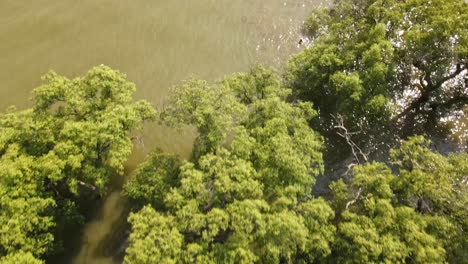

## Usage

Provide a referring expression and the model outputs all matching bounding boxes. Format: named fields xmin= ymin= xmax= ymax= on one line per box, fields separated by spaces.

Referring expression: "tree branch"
xmin=77 ymin=180 xmax=98 ymax=192
xmin=346 ymin=187 xmax=362 ymax=210
xmin=332 ymin=114 xmax=368 ymax=164
xmin=434 ymin=64 xmax=466 ymax=89
xmin=394 ymin=64 xmax=466 ymax=123
xmin=430 ymin=96 xmax=468 ymax=111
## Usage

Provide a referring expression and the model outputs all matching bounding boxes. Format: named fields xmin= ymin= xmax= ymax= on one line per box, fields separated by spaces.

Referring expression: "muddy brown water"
xmin=0 ymin=0 xmax=327 ymax=263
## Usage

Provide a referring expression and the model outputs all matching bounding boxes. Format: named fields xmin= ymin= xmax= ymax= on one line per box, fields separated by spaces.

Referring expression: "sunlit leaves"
xmin=125 ymin=67 xmax=333 ymax=263
xmin=288 ymin=0 xmax=467 ymax=159
xmin=0 ymin=252 xmax=43 ymax=264
xmin=0 ymin=65 xmax=155 ymax=260
xmin=331 ymin=137 xmax=467 ymax=263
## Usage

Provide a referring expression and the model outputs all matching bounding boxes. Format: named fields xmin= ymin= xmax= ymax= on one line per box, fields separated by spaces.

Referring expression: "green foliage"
xmin=288 ymin=0 xmax=468 ymax=157
xmin=287 ymin=1 xmax=395 ymax=155
xmin=125 ymin=206 xmax=183 ymax=264
xmin=332 ymin=163 xmax=447 ymax=263
xmin=390 ymin=136 xmax=468 ymax=262
xmin=30 ymin=65 xmax=156 ymax=192
xmin=330 ymin=136 xmax=467 ymax=263
xmin=0 ymin=252 xmax=43 ymax=264
xmin=0 ymin=66 xmax=155 ymax=260
xmin=125 ymin=149 xmax=181 ymax=210
xmin=2 ymin=1 xmax=466 ymax=262
xmin=125 ymin=62 xmax=466 ymax=263
xmin=125 ymin=67 xmax=335 ymax=263
xmin=292 ymin=1 xmax=468 ymax=260
xmin=0 ymin=145 xmax=55 ymax=257
xmin=160 ymin=78 xmax=246 ymax=161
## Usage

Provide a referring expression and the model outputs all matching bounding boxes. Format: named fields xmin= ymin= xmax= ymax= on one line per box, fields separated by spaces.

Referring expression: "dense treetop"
xmin=1 ymin=0 xmax=467 ymax=263
xmin=330 ymin=136 xmax=467 ymax=263
xmin=124 ymin=68 xmax=467 ymax=263
xmin=288 ymin=0 xmax=467 ymax=158
xmin=0 ymin=66 xmax=155 ymax=263
xmin=124 ymin=67 xmax=335 ymax=263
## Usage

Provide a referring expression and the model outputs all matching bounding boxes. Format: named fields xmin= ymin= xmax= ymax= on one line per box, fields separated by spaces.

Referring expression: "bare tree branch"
xmin=332 ymin=114 xmax=369 ymax=164
xmin=346 ymin=187 xmax=362 ymax=210
xmin=77 ymin=180 xmax=98 ymax=192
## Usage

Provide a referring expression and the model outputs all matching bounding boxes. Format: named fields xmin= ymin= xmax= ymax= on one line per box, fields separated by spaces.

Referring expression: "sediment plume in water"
xmin=72 ymin=192 xmax=126 ymax=264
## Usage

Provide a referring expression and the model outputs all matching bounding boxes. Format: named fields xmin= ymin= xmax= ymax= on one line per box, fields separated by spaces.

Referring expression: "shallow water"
xmin=0 ymin=0 xmax=326 ymax=262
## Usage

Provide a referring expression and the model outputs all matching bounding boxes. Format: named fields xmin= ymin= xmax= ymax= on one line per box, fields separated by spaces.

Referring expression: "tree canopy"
xmin=124 ymin=67 xmax=335 ymax=263
xmin=122 ymin=3 xmax=468 ymax=260
xmin=1 ymin=0 xmax=467 ymax=263
xmin=0 ymin=66 xmax=155 ymax=261
xmin=124 ymin=66 xmax=467 ymax=263
xmin=287 ymin=0 xmax=467 ymax=159
xmin=330 ymin=136 xmax=467 ymax=263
